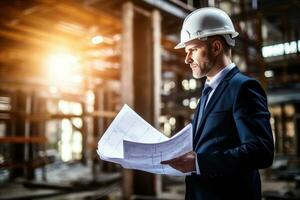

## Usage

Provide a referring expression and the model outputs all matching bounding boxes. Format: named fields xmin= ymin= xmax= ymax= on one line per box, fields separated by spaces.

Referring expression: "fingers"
xmin=161 ymin=152 xmax=193 ymax=164
xmin=161 ymin=157 xmax=178 ymax=164
xmin=160 ymin=160 xmax=169 ymax=164
xmin=160 ymin=152 xmax=196 ymax=173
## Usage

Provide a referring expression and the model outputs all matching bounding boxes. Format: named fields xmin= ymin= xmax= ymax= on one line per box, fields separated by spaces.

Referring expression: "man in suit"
xmin=161 ymin=7 xmax=274 ymax=200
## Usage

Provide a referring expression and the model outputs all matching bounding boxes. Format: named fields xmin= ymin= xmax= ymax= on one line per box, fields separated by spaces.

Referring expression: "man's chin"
xmin=192 ymin=73 xmax=205 ymax=79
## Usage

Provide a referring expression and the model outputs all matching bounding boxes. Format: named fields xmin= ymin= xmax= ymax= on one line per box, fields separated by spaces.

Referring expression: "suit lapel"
xmin=193 ymin=67 xmax=240 ymax=149
xmin=201 ymin=81 xmax=228 ymax=124
xmin=193 ymin=81 xmax=228 ymax=146
xmin=192 ymin=100 xmax=201 ymax=140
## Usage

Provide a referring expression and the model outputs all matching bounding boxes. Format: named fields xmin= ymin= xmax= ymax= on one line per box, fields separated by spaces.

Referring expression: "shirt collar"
xmin=205 ymin=63 xmax=236 ymax=90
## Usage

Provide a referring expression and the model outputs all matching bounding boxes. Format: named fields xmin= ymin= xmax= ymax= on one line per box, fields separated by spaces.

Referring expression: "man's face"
xmin=184 ymin=39 xmax=215 ymax=79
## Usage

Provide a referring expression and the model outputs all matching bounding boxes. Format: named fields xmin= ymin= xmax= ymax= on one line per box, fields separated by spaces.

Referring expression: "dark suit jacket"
xmin=186 ymin=67 xmax=274 ymax=200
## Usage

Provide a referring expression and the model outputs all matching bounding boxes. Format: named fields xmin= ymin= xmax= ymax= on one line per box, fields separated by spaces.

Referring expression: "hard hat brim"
xmin=174 ymin=32 xmax=239 ymax=49
xmin=174 ymin=42 xmax=185 ymax=49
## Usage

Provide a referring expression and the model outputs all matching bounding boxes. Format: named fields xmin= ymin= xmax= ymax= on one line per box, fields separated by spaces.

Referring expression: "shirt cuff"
xmin=195 ymin=155 xmax=201 ymax=174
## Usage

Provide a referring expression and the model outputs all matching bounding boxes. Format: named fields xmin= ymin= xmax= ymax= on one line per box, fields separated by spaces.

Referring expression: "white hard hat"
xmin=175 ymin=7 xmax=239 ymax=49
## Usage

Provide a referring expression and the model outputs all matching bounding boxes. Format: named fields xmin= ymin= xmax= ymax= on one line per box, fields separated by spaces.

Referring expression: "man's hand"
xmin=161 ymin=151 xmax=196 ymax=173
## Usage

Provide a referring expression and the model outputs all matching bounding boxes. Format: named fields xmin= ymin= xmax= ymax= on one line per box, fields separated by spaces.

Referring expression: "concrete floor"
xmin=1 ymin=165 xmax=299 ymax=200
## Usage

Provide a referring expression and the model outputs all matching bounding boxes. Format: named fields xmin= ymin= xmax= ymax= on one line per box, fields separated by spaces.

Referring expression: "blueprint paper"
xmin=123 ymin=124 xmax=192 ymax=175
xmin=97 ymin=104 xmax=193 ymax=176
xmin=97 ymin=104 xmax=168 ymax=159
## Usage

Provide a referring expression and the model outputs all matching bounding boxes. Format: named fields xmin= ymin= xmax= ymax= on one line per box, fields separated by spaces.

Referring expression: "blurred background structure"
xmin=0 ymin=0 xmax=300 ymax=199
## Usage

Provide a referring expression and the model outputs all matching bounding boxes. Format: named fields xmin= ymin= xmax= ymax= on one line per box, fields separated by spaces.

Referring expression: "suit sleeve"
xmin=196 ymin=79 xmax=274 ymax=176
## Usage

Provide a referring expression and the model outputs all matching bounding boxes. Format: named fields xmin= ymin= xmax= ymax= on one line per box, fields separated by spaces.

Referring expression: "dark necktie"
xmin=195 ymin=86 xmax=212 ymax=133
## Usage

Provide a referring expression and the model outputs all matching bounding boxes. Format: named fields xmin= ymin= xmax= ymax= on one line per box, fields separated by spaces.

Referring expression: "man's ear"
xmin=212 ymin=39 xmax=223 ymax=56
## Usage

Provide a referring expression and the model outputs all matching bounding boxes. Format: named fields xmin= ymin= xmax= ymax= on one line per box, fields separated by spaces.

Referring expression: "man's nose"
xmin=185 ymin=54 xmax=193 ymax=64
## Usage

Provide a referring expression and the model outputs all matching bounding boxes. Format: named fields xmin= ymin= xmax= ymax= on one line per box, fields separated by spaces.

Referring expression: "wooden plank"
xmin=161 ymin=107 xmax=194 ymax=118
xmin=153 ymin=9 xmax=162 ymax=129
xmin=54 ymin=1 xmax=121 ymax=31
xmin=121 ymin=2 xmax=161 ymax=198
xmin=81 ymin=102 xmax=88 ymax=164
xmin=121 ymin=2 xmax=134 ymax=107
xmin=88 ymin=110 xmax=117 ymax=118
xmin=10 ymin=91 xmax=27 ymax=179
xmin=0 ymin=136 xmax=47 ymax=143
xmin=161 ymin=36 xmax=185 ymax=56
xmin=121 ymin=2 xmax=134 ymax=199
xmin=2 ymin=158 xmax=50 ymax=169
xmin=152 ymin=9 xmax=162 ymax=196
xmin=255 ymin=13 xmax=266 ymax=89
xmin=0 ymin=110 xmax=117 ymax=122
xmin=131 ymin=4 xmax=156 ymax=197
